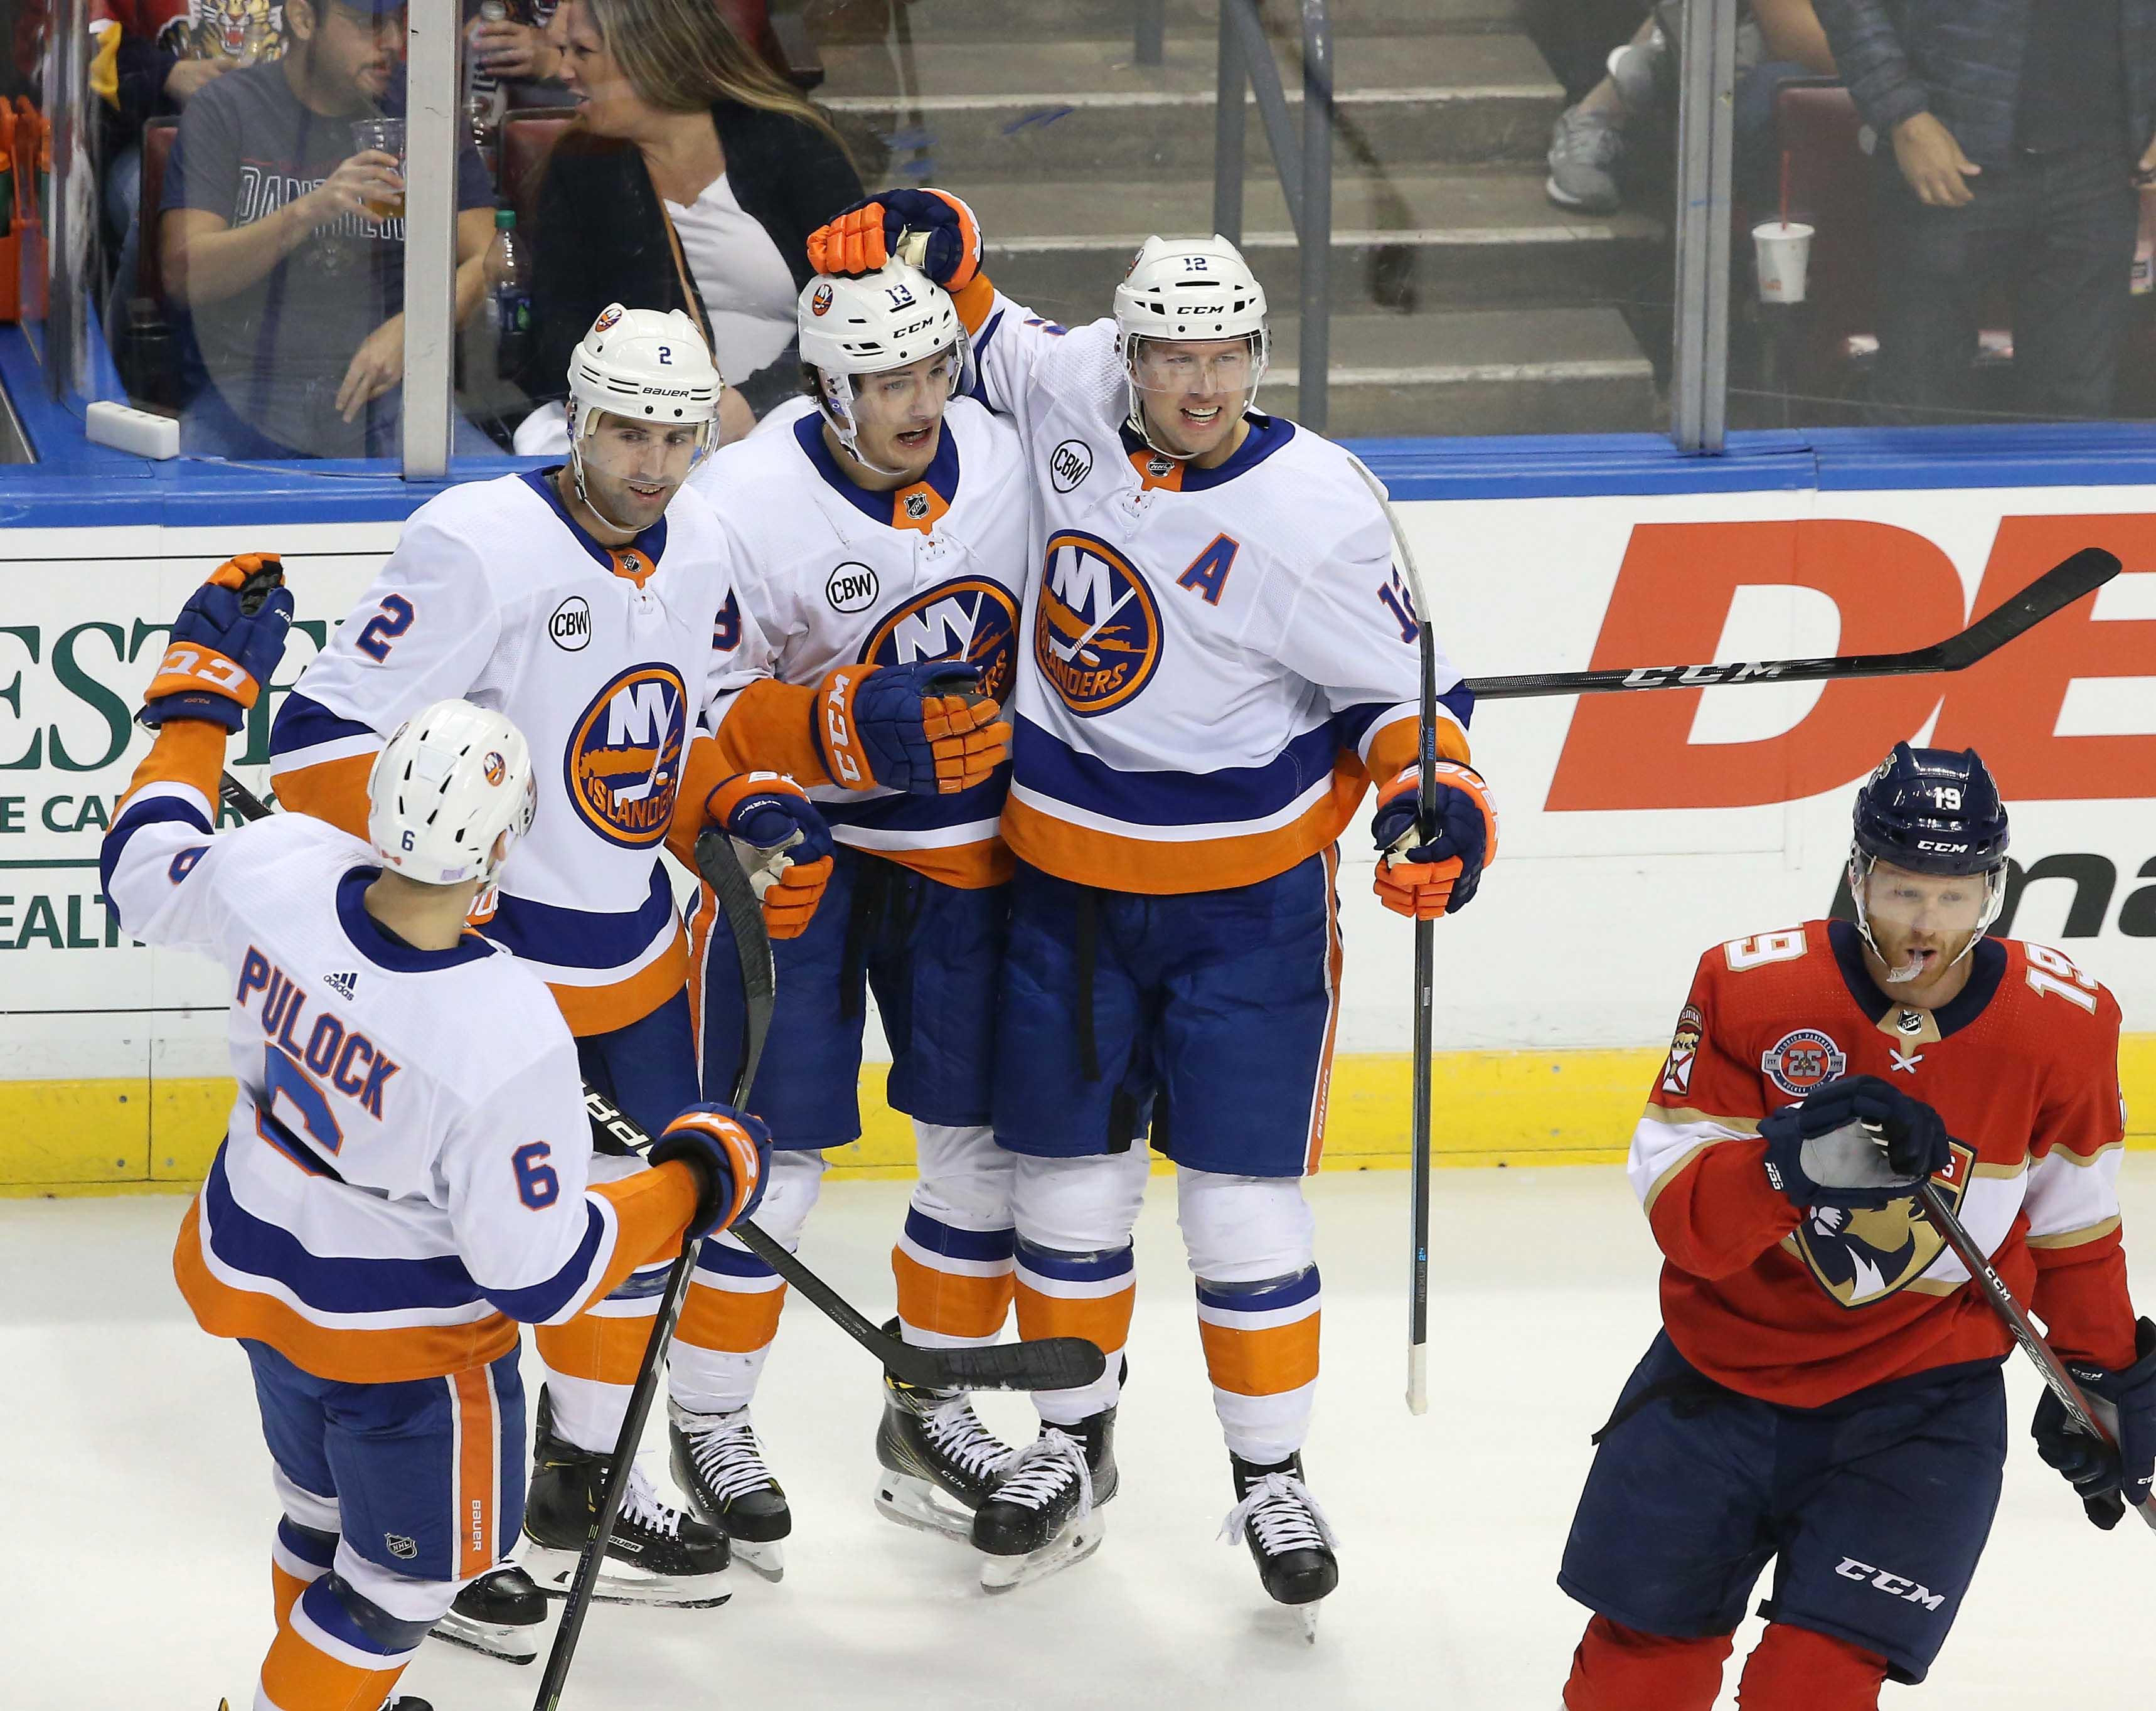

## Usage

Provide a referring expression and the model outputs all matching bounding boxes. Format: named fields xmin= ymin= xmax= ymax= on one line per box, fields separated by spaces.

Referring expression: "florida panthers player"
xmin=809 ymin=194 xmax=1498 ymax=1618
xmin=1559 ymin=745 xmax=2155 ymax=1709
xmin=267 ymin=307 xmax=859 ymax=1618
xmin=661 ymin=261 xmax=1024 ymax=1575
xmin=102 ymin=560 xmax=769 ymax=1711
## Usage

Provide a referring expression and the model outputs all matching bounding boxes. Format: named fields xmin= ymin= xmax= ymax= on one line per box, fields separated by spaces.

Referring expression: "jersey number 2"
xmin=355 ymin=594 xmax=417 ymax=662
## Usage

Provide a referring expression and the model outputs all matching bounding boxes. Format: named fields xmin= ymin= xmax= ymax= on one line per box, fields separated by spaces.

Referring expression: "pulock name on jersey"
xmin=237 ymin=947 xmax=399 ymax=1121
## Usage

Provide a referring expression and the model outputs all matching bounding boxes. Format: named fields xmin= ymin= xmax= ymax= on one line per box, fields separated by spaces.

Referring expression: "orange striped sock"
xmin=268 ymin=1518 xmax=336 ymax=1628
xmin=1195 ymin=1267 xmax=1321 ymax=1460
xmin=894 ymin=1208 xmax=1015 ymax=1346
xmin=1014 ymin=1239 xmax=1134 ymax=1418
xmin=255 ymin=1579 xmax=414 ymax=1711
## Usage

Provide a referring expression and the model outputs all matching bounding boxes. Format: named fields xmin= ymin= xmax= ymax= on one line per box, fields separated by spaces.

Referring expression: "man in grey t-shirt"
xmin=163 ymin=0 xmax=497 ymax=457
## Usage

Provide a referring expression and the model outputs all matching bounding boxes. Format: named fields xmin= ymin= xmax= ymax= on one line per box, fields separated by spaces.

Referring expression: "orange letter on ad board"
xmin=1545 ymin=521 xmax=1964 ymax=811
xmin=1932 ymin=514 xmax=2156 ymax=801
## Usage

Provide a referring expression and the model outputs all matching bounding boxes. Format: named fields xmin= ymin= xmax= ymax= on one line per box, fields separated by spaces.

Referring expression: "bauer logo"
xmin=1049 ymin=439 xmax=1094 ymax=493
xmin=549 ymin=594 xmax=592 ymax=652
xmin=1761 ymin=1027 xmax=1845 ymax=1097
xmin=563 ymin=663 xmax=686 ymax=848
xmin=826 ymin=562 xmax=880 ymax=613
xmin=861 ymin=573 xmax=1020 ymax=705
xmin=1035 ymin=531 xmax=1163 ymax=717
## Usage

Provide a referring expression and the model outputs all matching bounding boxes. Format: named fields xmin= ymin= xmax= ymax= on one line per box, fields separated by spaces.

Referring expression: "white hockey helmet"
xmin=566 ymin=303 xmax=722 ymax=444
xmin=1111 ymin=235 xmax=1270 ymax=457
xmin=366 ymin=700 xmax=536 ymax=887
xmin=798 ymin=262 xmax=968 ymax=473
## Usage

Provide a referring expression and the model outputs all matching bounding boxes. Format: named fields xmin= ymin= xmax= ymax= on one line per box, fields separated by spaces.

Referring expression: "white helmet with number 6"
xmin=798 ymin=262 xmax=968 ymax=474
xmin=367 ymin=700 xmax=536 ymax=887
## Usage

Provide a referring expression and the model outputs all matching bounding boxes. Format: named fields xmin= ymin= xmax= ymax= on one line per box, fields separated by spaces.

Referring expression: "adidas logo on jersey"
xmin=324 ymin=970 xmax=359 ymax=1001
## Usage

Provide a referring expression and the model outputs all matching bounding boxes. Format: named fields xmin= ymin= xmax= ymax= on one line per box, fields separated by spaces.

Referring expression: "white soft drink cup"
xmin=1753 ymin=221 xmax=1813 ymax=305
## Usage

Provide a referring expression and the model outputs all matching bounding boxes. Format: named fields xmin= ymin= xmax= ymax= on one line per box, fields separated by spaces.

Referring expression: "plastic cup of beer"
xmin=1753 ymin=221 xmax=1813 ymax=305
xmin=351 ymin=116 xmax=406 ymax=221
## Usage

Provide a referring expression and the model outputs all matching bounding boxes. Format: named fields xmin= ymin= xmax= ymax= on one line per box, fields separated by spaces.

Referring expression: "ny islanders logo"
xmin=1793 ymin=1140 xmax=1976 ymax=1308
xmin=563 ymin=664 xmax=686 ymax=847
xmin=860 ymin=574 xmax=1020 ymax=704
xmin=1034 ymin=531 xmax=1162 ymax=717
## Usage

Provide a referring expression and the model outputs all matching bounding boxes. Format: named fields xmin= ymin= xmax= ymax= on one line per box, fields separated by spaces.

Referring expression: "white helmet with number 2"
xmin=567 ymin=303 xmax=722 ymax=445
xmin=1111 ymin=235 xmax=1269 ymax=456
xmin=367 ymin=700 xmax=536 ymax=887
xmin=798 ymin=262 xmax=968 ymax=474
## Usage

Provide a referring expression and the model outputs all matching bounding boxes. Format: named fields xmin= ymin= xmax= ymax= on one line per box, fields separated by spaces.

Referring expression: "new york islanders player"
xmin=662 ymin=261 xmax=1025 ymax=1574
xmin=267 ymin=306 xmax=846 ymax=1611
xmin=103 ymin=560 xmax=769 ymax=1711
xmin=809 ymin=193 xmax=1499 ymax=1615
xmin=1559 ymin=745 xmax=2155 ymax=1710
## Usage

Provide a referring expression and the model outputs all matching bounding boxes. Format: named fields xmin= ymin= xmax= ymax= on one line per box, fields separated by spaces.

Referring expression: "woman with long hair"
xmin=521 ymin=0 xmax=860 ymax=443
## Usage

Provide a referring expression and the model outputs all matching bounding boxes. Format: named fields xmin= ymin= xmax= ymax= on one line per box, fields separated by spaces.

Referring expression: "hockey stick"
xmin=1914 ymin=1171 xmax=2156 ymax=1534
xmin=214 ymin=775 xmax=1106 ymax=1390
xmin=1345 ymin=454 xmax=1436 ymax=1417
xmin=1464 ymin=546 xmax=2118 ymax=700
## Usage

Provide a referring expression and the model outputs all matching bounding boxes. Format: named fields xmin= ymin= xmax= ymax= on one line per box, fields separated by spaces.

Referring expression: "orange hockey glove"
xmin=814 ymin=661 xmax=1010 ymax=796
xmin=704 ymin=772 xmax=835 ymax=940
xmin=1370 ymin=762 xmax=1498 ymax=920
xmin=807 ymin=188 xmax=983 ymax=289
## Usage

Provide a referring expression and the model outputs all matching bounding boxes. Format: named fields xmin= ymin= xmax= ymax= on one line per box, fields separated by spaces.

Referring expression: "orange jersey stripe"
xmin=1197 ymin=1312 xmax=1322 ymax=1397
xmin=858 ymin=836 xmax=1015 ymax=890
xmin=893 ymin=1248 xmax=1017 ymax=1342
xmin=269 ymin=750 xmax=374 ymax=841
xmin=675 ymin=1277 xmax=789 ymax=1354
xmin=547 ymin=926 xmax=690 ymax=1037
xmin=1365 ymin=713 xmax=1470 ymax=784
xmin=117 ymin=717 xmax=228 ymax=815
xmin=707 ymin=678 xmax=831 ymax=792
xmin=451 ymin=1366 xmax=495 ymax=1580
xmin=585 ymin=1164 xmax=697 ymax=1293
xmin=1013 ymin=1279 xmax=1135 ymax=1355
xmin=174 ymin=1198 xmax=518 ymax=1383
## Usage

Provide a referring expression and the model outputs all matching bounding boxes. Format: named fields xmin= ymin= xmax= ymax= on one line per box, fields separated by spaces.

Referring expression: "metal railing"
xmin=1670 ymin=0 xmax=1736 ymax=452
xmin=1205 ymin=0 xmax=1335 ymax=434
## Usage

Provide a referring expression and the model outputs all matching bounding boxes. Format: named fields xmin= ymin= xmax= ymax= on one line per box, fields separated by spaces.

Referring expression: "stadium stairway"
xmin=810 ymin=0 xmax=1666 ymax=437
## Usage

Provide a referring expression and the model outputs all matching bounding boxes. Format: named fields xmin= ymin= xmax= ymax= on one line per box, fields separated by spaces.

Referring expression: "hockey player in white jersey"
xmin=104 ymin=560 xmax=769 ymax=1711
xmin=267 ymin=306 xmax=872 ymax=1616
xmin=668 ymin=261 xmax=1026 ymax=1572
xmin=811 ymin=193 xmax=1500 ymax=1621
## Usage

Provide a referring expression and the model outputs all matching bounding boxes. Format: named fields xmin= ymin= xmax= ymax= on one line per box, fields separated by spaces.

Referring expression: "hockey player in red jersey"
xmin=1558 ymin=744 xmax=2156 ymax=1709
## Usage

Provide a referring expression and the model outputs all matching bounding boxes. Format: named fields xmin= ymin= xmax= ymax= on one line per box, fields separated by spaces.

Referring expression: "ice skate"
xmin=1221 ymin=1451 xmax=1339 ymax=1642
xmin=669 ymin=1400 xmax=791 ymax=1582
xmin=970 ymin=1406 xmax=1116 ymax=1592
xmin=429 ymin=1562 xmax=548 ymax=1663
xmin=874 ymin=1370 xmax=1019 ymax=1541
xmin=520 ymin=1387 xmax=732 ymax=1607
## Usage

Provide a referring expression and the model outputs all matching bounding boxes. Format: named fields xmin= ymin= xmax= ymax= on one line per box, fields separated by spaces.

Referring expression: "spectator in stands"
xmin=1547 ymin=1 xmax=1837 ymax=215
xmin=520 ymin=0 xmax=859 ymax=447
xmin=161 ymin=0 xmax=498 ymax=457
xmin=1817 ymin=0 xmax=2156 ymax=424
xmin=468 ymin=0 xmax=561 ymax=91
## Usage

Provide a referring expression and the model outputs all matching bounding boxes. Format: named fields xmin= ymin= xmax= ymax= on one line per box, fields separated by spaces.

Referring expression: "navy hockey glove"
xmin=1758 ymin=1075 xmax=1949 ymax=1210
xmin=814 ymin=660 xmax=1011 ymax=797
xmin=647 ymin=1104 xmax=772 ymax=1240
xmin=808 ymin=188 xmax=982 ymax=289
xmin=2032 ymin=1316 xmax=2156 ymax=1530
xmin=139 ymin=554 xmax=294 ymax=732
xmin=1370 ymin=762 xmax=1498 ymax=919
xmin=703 ymin=772 xmax=835 ymax=941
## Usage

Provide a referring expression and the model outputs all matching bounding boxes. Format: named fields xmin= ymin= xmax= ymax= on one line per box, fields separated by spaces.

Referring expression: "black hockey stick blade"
xmin=922 ymin=1335 xmax=1109 ymax=1392
xmin=692 ymin=828 xmax=776 ymax=1106
xmin=1467 ymin=547 xmax=2120 ymax=701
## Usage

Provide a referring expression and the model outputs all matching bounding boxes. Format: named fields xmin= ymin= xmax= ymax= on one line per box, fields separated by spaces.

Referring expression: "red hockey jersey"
xmin=1632 ymin=918 xmax=2133 ymax=1408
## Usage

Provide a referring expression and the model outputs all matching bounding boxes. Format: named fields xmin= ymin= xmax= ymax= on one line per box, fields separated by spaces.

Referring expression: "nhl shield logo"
xmin=1761 ymin=1028 xmax=1845 ymax=1097
xmin=1794 ymin=1141 xmax=1977 ymax=1309
xmin=904 ymin=491 xmax=931 ymax=521
xmin=385 ymin=1533 xmax=417 ymax=1560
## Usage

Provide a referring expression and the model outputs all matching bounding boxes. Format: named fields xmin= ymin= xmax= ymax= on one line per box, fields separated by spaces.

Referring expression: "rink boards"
xmin=2 ymin=486 xmax=2152 ymax=1194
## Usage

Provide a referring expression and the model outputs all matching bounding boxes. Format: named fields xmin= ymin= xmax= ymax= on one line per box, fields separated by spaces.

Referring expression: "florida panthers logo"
xmin=161 ymin=0 xmax=286 ymax=63
xmin=1793 ymin=1141 xmax=1976 ymax=1308
xmin=1034 ymin=531 xmax=1162 ymax=717
xmin=563 ymin=664 xmax=686 ymax=848
xmin=860 ymin=575 xmax=1020 ymax=705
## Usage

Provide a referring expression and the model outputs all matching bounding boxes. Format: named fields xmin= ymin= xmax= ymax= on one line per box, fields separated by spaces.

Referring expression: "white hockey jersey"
xmin=956 ymin=283 xmax=1474 ymax=894
xmin=688 ymin=395 xmax=1033 ymax=888
xmin=102 ymin=724 xmax=698 ymax=1383
xmin=270 ymin=470 xmax=769 ymax=1035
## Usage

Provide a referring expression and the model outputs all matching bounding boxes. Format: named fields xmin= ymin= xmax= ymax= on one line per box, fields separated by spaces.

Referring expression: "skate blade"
xmin=1298 ymin=1601 xmax=1323 ymax=1645
xmin=730 ymin=1537 xmax=785 ymax=1583
xmin=427 ymin=1609 xmax=540 ymax=1665
xmin=977 ymin=1511 xmax=1106 ymax=1594
xmin=519 ymin=1543 xmax=733 ymax=1609
xmin=875 ymin=1471 xmax=977 ymax=1543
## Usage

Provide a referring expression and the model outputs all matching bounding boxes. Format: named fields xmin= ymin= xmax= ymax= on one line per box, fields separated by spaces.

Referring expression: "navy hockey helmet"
xmin=1847 ymin=744 xmax=2010 ymax=974
xmin=1851 ymin=743 xmax=2009 ymax=877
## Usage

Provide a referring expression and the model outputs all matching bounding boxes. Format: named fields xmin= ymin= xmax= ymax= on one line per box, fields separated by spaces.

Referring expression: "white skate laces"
xmin=1219 ymin=1471 xmax=1339 ymax=1555
xmin=926 ymin=1395 xmax=1015 ymax=1483
xmin=619 ymin=1466 xmax=689 ymax=1540
xmin=995 ymin=1427 xmax=1094 ymax=1520
xmin=676 ymin=1407 xmax=777 ymax=1506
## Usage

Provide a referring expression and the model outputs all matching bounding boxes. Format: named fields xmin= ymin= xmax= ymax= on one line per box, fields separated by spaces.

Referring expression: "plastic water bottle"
xmin=488 ymin=208 xmax=532 ymax=380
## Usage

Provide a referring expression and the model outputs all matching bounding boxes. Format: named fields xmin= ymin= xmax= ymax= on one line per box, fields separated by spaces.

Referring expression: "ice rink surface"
xmin=9 ymin=1162 xmax=2154 ymax=1710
